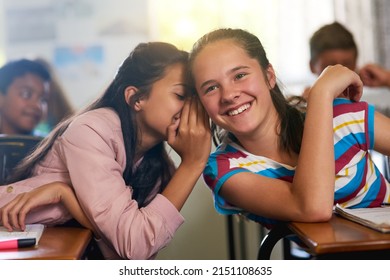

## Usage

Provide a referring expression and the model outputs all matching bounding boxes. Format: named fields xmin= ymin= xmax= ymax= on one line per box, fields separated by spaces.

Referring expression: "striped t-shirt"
xmin=203 ymin=99 xmax=390 ymax=226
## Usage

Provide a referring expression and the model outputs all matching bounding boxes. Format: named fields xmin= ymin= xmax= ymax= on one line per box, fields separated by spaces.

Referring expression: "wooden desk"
xmin=258 ymin=214 xmax=390 ymax=259
xmin=0 ymin=227 xmax=92 ymax=260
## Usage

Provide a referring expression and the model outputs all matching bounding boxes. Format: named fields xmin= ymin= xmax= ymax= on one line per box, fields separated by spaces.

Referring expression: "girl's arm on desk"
xmin=0 ymin=182 xmax=94 ymax=233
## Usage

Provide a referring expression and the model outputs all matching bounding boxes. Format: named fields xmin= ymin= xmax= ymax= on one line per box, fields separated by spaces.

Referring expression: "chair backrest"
xmin=0 ymin=134 xmax=43 ymax=185
xmin=383 ymin=155 xmax=390 ymax=182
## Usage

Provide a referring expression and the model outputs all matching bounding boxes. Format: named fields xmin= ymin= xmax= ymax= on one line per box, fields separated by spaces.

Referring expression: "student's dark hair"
xmin=9 ymin=42 xmax=189 ymax=207
xmin=189 ymin=28 xmax=304 ymax=154
xmin=0 ymin=58 xmax=51 ymax=94
xmin=309 ymin=21 xmax=358 ymax=64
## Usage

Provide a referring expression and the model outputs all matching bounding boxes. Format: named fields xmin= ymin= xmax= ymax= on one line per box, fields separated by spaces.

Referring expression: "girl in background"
xmin=0 ymin=59 xmax=50 ymax=135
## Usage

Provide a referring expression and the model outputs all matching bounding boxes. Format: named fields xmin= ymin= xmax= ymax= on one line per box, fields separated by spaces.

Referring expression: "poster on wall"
xmin=54 ymin=45 xmax=104 ymax=81
xmin=52 ymin=44 xmax=105 ymax=108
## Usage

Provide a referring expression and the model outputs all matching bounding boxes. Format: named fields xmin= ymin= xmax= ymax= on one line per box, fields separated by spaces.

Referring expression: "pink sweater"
xmin=0 ymin=108 xmax=184 ymax=259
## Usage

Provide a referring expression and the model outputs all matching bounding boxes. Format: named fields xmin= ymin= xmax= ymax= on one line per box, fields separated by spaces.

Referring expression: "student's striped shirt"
xmin=203 ymin=99 xmax=390 ymax=226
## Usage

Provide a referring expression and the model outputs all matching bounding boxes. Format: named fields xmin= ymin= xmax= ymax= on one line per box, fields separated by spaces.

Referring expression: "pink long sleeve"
xmin=59 ymin=108 xmax=184 ymax=259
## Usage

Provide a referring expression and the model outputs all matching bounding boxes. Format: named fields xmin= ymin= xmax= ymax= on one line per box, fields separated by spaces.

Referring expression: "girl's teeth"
xmin=228 ymin=103 xmax=250 ymax=116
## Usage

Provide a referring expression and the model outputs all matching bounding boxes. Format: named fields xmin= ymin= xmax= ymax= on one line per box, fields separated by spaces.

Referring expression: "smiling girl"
xmin=188 ymin=28 xmax=390 ymax=228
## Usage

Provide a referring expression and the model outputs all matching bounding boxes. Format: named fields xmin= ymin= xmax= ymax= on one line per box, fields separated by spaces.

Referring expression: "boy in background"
xmin=0 ymin=59 xmax=51 ymax=136
xmin=302 ymin=21 xmax=358 ymax=99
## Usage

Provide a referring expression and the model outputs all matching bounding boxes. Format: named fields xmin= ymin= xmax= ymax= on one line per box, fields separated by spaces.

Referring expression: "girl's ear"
xmin=124 ymin=86 xmax=142 ymax=111
xmin=266 ymin=64 xmax=277 ymax=89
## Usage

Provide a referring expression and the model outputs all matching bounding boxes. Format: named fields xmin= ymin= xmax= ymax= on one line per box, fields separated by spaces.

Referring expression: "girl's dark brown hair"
xmin=9 ymin=42 xmax=189 ymax=207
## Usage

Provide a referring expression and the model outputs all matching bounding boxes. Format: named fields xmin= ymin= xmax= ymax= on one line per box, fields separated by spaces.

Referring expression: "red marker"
xmin=0 ymin=238 xmax=36 ymax=250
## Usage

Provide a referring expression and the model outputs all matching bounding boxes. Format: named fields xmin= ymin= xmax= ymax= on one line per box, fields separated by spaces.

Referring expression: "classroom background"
xmin=0 ymin=0 xmax=389 ymax=260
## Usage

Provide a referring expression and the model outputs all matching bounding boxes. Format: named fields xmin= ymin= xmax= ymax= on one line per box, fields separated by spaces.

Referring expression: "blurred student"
xmin=309 ymin=22 xmax=357 ymax=74
xmin=0 ymin=59 xmax=50 ymax=135
xmin=302 ymin=21 xmax=358 ymax=99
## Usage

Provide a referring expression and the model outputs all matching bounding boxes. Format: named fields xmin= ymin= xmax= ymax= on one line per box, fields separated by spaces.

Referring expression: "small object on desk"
xmin=335 ymin=204 xmax=390 ymax=233
xmin=0 ymin=227 xmax=93 ymax=260
xmin=0 ymin=238 xmax=36 ymax=250
xmin=0 ymin=224 xmax=45 ymax=245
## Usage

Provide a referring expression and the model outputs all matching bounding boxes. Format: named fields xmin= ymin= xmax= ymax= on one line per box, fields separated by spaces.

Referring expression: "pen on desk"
xmin=381 ymin=202 xmax=390 ymax=207
xmin=0 ymin=238 xmax=36 ymax=250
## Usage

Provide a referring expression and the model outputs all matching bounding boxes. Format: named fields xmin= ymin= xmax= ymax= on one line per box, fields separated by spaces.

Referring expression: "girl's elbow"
xmin=313 ymin=209 xmax=333 ymax=222
xmin=297 ymin=203 xmax=333 ymax=222
xmin=306 ymin=206 xmax=333 ymax=222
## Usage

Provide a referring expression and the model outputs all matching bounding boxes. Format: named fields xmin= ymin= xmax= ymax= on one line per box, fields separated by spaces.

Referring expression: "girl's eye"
xmin=205 ymin=85 xmax=218 ymax=94
xmin=176 ymin=93 xmax=186 ymax=100
xmin=235 ymin=73 xmax=247 ymax=80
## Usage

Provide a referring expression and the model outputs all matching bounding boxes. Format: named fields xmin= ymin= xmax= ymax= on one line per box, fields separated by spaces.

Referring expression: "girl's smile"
xmin=226 ymin=102 xmax=252 ymax=116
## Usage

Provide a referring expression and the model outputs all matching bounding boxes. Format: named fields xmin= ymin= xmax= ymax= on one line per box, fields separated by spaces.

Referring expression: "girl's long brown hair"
xmin=9 ymin=42 xmax=189 ymax=207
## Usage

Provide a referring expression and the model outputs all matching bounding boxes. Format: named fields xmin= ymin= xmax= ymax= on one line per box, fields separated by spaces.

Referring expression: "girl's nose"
xmin=221 ymin=87 xmax=240 ymax=103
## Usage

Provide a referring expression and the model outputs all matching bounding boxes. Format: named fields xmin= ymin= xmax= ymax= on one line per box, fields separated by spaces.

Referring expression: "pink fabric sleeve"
xmin=0 ymin=179 xmax=72 ymax=226
xmin=59 ymin=111 xmax=184 ymax=259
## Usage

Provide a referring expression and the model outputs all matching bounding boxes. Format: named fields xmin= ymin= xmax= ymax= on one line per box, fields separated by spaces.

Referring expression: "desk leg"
xmin=257 ymin=223 xmax=294 ymax=260
xmin=226 ymin=215 xmax=236 ymax=260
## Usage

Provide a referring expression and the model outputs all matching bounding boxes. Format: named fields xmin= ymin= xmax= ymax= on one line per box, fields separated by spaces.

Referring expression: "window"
xmin=150 ymin=0 xmax=336 ymax=94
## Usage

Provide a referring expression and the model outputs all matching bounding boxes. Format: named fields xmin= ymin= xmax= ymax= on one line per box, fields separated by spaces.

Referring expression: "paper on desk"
xmin=0 ymin=224 xmax=45 ymax=245
xmin=335 ymin=204 xmax=390 ymax=233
